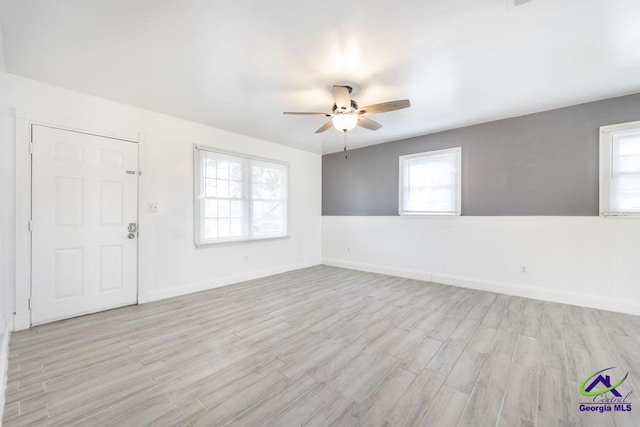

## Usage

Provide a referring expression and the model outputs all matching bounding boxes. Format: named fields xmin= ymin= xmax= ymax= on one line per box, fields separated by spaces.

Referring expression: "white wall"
xmin=3 ymin=71 xmax=322 ymax=330
xmin=323 ymin=216 xmax=640 ymax=315
xmin=0 ymin=26 xmax=13 ymax=421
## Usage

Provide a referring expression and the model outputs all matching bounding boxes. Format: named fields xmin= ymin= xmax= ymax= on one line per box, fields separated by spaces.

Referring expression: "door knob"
xmin=127 ymin=232 xmax=136 ymax=239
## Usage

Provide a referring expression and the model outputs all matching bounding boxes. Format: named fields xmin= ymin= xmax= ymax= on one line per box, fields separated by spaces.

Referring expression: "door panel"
xmin=99 ymin=180 xmax=124 ymax=225
xmin=98 ymin=245 xmax=124 ymax=291
xmin=53 ymin=248 xmax=84 ymax=298
xmin=31 ymin=126 xmax=139 ymax=325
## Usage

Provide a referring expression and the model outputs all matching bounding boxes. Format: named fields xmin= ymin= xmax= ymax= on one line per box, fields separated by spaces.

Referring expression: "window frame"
xmin=600 ymin=120 xmax=640 ymax=217
xmin=194 ymin=145 xmax=290 ymax=246
xmin=398 ymin=147 xmax=462 ymax=216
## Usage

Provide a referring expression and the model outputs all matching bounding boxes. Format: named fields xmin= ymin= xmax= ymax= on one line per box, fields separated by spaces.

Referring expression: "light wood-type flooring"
xmin=4 ymin=266 xmax=640 ymax=426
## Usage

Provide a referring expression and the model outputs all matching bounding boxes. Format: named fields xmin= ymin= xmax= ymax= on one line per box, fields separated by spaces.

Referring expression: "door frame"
xmin=14 ymin=111 xmax=142 ymax=330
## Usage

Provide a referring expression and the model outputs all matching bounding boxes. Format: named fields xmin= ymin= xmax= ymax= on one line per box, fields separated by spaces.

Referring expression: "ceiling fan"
xmin=283 ymin=85 xmax=410 ymax=134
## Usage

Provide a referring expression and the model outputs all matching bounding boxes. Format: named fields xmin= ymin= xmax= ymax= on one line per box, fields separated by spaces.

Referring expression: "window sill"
xmin=399 ymin=212 xmax=461 ymax=216
xmin=195 ymin=235 xmax=289 ymax=248
xmin=600 ymin=212 xmax=640 ymax=218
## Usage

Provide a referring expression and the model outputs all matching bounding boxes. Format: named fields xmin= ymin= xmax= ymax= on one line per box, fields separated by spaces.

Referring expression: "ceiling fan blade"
xmin=315 ymin=121 xmax=334 ymax=134
xmin=358 ymin=99 xmax=410 ymax=115
xmin=283 ymin=112 xmax=331 ymax=116
xmin=332 ymin=85 xmax=352 ymax=110
xmin=358 ymin=117 xmax=382 ymax=131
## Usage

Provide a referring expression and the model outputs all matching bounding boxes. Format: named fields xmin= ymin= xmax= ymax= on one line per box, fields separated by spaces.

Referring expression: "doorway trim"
xmin=14 ymin=110 xmax=142 ymax=330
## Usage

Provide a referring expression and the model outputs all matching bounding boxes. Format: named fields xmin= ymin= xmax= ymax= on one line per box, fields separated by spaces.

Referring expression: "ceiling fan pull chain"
xmin=343 ymin=131 xmax=348 ymax=159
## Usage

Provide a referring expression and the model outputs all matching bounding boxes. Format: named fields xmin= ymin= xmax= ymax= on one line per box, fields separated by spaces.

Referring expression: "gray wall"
xmin=322 ymin=93 xmax=640 ymax=216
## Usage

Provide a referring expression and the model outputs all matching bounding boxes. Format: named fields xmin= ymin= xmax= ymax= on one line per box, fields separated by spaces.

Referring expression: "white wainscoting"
xmin=322 ymin=216 xmax=640 ymax=315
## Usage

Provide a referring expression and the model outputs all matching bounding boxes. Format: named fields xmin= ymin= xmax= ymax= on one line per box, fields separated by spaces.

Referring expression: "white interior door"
xmin=31 ymin=125 xmax=139 ymax=325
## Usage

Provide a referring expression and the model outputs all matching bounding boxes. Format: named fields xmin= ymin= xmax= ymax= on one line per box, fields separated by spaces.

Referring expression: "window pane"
xmin=264 ymin=169 xmax=282 ymax=199
xmin=205 ymin=199 xmax=218 ymax=218
xmin=400 ymin=149 xmax=460 ymax=214
xmin=616 ymin=155 xmax=640 ymax=173
xmin=251 ymin=167 xmax=263 ymax=198
xmin=229 ymin=181 xmax=242 ymax=198
xmin=612 ymin=174 xmax=640 ymax=212
xmin=230 ymin=200 xmax=242 ymax=218
xmin=618 ymin=137 xmax=640 ymax=156
xmin=216 ymin=179 xmax=229 ymax=198
xmin=615 ymin=174 xmax=640 ymax=191
xmin=615 ymin=194 xmax=640 ymax=211
xmin=408 ymin=157 xmax=454 ymax=187
xmin=204 ymin=219 xmax=217 ymax=239
xmin=229 ymin=162 xmax=242 ymax=180
xmin=252 ymin=201 xmax=284 ymax=237
xmin=217 ymin=161 xmax=229 ymax=180
xmin=616 ymin=193 xmax=640 ymax=209
xmin=611 ymin=132 xmax=640 ymax=211
xmin=252 ymin=165 xmax=283 ymax=200
xmin=249 ymin=162 xmax=287 ymax=238
xmin=230 ymin=218 xmax=242 ymax=236
xmin=218 ymin=219 xmax=230 ymax=237
xmin=205 ymin=178 xmax=216 ymax=198
xmin=204 ymin=158 xmax=216 ymax=178
xmin=196 ymin=148 xmax=288 ymax=244
xmin=406 ymin=188 xmax=453 ymax=212
xmin=218 ymin=199 xmax=230 ymax=218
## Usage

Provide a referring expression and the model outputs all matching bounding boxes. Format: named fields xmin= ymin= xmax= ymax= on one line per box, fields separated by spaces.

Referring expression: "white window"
xmin=194 ymin=146 xmax=288 ymax=245
xmin=399 ymin=147 xmax=461 ymax=215
xmin=600 ymin=121 xmax=640 ymax=216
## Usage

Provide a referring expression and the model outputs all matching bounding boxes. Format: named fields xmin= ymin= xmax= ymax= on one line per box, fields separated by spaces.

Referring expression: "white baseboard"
xmin=322 ymin=258 xmax=640 ymax=316
xmin=0 ymin=317 xmax=11 ymax=424
xmin=140 ymin=261 xmax=321 ymax=303
xmin=13 ymin=312 xmax=30 ymax=332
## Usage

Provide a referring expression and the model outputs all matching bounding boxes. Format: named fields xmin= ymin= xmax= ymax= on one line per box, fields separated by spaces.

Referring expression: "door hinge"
xmin=28 ymin=220 xmax=33 ymax=232
xmin=29 ymin=141 xmax=34 ymax=154
xmin=28 ymin=298 xmax=32 ymax=310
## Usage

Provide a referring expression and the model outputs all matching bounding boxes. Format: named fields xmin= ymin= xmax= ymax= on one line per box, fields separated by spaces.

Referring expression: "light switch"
xmin=147 ymin=202 xmax=159 ymax=213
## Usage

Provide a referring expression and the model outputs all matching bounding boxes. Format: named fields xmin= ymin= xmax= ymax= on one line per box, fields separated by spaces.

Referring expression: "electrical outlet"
xmin=347 ymin=247 xmax=351 ymax=253
xmin=521 ymin=266 xmax=527 ymax=274
xmin=243 ymin=255 xmax=249 ymax=262
xmin=147 ymin=202 xmax=159 ymax=213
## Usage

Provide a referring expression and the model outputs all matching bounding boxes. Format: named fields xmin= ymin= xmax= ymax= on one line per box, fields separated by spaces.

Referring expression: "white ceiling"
xmin=1 ymin=0 xmax=639 ymax=154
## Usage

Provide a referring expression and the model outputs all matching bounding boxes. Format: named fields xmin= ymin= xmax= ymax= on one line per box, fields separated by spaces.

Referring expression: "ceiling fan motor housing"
xmin=332 ymin=99 xmax=359 ymax=113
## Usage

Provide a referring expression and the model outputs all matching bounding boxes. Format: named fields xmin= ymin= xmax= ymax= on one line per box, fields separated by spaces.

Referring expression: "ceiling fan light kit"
xmin=284 ymin=84 xmax=411 ymax=135
xmin=332 ymin=113 xmax=358 ymax=132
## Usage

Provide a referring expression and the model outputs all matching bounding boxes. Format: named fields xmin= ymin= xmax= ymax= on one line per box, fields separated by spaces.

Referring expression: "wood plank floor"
xmin=3 ymin=265 xmax=640 ymax=426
